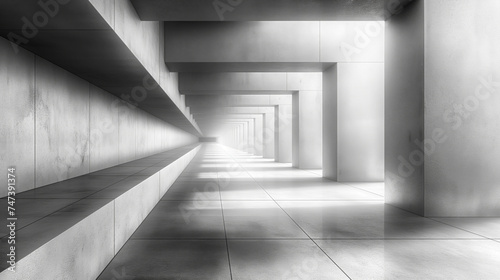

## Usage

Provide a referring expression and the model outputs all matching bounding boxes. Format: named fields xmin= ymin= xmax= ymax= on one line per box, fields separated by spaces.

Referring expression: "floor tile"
xmin=132 ymin=201 xmax=225 ymax=239
xmin=434 ymin=217 xmax=500 ymax=239
xmin=222 ymin=201 xmax=308 ymax=239
xmin=228 ymin=240 xmax=349 ymax=280
xmin=278 ymin=201 xmax=478 ymax=239
xmin=97 ymin=240 xmax=231 ymax=280
xmin=344 ymin=182 xmax=385 ymax=197
xmin=219 ymin=181 xmax=272 ymax=201
xmin=317 ymin=239 xmax=500 ymax=280
xmin=260 ymin=180 xmax=383 ymax=201
xmin=162 ymin=180 xmax=220 ymax=201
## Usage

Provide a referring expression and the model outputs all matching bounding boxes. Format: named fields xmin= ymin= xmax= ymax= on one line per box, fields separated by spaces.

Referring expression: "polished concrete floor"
xmin=97 ymin=144 xmax=500 ymax=280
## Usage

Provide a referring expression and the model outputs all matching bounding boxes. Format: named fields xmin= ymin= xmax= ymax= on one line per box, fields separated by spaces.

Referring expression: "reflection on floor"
xmin=97 ymin=144 xmax=500 ymax=280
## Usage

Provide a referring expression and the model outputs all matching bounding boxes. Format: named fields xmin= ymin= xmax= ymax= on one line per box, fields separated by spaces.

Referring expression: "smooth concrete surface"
xmin=385 ymin=0 xmax=425 ymax=215
xmin=179 ymin=72 xmax=321 ymax=94
xmin=118 ymin=105 xmax=138 ymax=164
xmin=0 ymin=1 xmax=201 ymax=135
xmin=293 ymin=91 xmax=323 ymax=169
xmin=322 ymin=65 xmax=338 ymax=180
xmin=0 ymin=201 xmax=115 ymax=280
xmin=0 ymin=37 xmax=35 ymax=197
xmin=114 ymin=0 xmax=160 ymax=80
xmin=89 ymin=85 xmax=120 ymax=172
xmin=114 ymin=173 xmax=160 ymax=251
xmin=337 ymin=63 xmax=384 ymax=181
xmin=277 ymin=104 xmax=293 ymax=163
xmin=163 ymin=22 xmax=385 ymax=72
xmin=386 ymin=0 xmax=500 ymax=217
xmin=97 ymin=144 xmax=500 ymax=279
xmin=320 ymin=21 xmax=385 ymax=63
xmin=164 ymin=22 xmax=320 ymax=63
xmin=253 ymin=114 xmax=264 ymax=156
xmin=262 ymin=110 xmax=275 ymax=159
xmin=132 ymin=0 xmax=412 ymax=21
xmin=186 ymin=94 xmax=292 ymax=108
xmin=0 ymin=37 xmax=198 ymax=197
xmin=423 ymin=0 xmax=500 ymax=216
xmin=0 ymin=144 xmax=201 ymax=278
xmin=35 ymin=56 xmax=91 ymax=188
xmin=88 ymin=0 xmax=115 ymax=28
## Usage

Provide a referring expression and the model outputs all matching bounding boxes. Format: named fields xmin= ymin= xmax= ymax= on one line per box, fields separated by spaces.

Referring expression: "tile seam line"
xmin=216 ymin=151 xmax=234 ymax=280
xmin=429 ymin=217 xmax=500 ymax=242
xmin=221 ymin=146 xmax=353 ymax=280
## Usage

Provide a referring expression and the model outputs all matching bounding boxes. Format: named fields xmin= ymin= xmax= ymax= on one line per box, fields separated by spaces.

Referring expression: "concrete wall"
xmin=293 ymin=91 xmax=323 ymax=169
xmin=0 ymin=145 xmax=200 ymax=280
xmin=0 ymin=37 xmax=35 ymax=195
xmin=423 ymin=0 xmax=500 ymax=216
xmin=337 ymin=63 xmax=384 ymax=181
xmin=0 ymin=37 xmax=198 ymax=197
xmin=385 ymin=0 xmax=425 ymax=215
xmin=322 ymin=65 xmax=338 ymax=180
xmin=89 ymin=0 xmax=195 ymax=125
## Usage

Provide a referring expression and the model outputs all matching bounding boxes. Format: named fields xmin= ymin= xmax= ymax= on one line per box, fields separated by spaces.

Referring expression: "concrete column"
xmin=322 ymin=65 xmax=338 ymax=180
xmin=385 ymin=0 xmax=425 ymax=215
xmin=277 ymin=104 xmax=293 ymax=163
xmin=242 ymin=122 xmax=249 ymax=153
xmin=263 ymin=111 xmax=275 ymax=159
xmin=386 ymin=0 xmax=500 ymax=217
xmin=293 ymin=91 xmax=323 ymax=169
xmin=253 ymin=115 xmax=264 ymax=156
xmin=337 ymin=63 xmax=384 ymax=182
xmin=247 ymin=119 xmax=255 ymax=154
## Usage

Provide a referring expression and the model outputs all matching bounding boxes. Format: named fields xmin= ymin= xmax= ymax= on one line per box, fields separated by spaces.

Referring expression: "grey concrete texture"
xmin=337 ymin=63 xmax=384 ymax=182
xmin=179 ymin=72 xmax=322 ymax=94
xmin=35 ymin=56 xmax=91 ymax=188
xmin=0 ymin=37 xmax=198 ymax=197
xmin=89 ymin=84 xmax=120 ymax=172
xmin=323 ymin=65 xmax=338 ymax=180
xmin=423 ymin=0 xmax=500 ymax=216
xmin=385 ymin=0 xmax=425 ymax=215
xmin=163 ymin=21 xmax=384 ymax=68
xmin=293 ymin=91 xmax=323 ymax=169
xmin=0 ymin=145 xmax=201 ymax=278
xmin=386 ymin=0 xmax=500 ymax=217
xmin=131 ymin=0 xmax=413 ymax=21
xmin=277 ymin=104 xmax=293 ymax=163
xmin=109 ymin=0 xmax=200 ymax=133
xmin=0 ymin=201 xmax=115 ymax=280
xmin=0 ymin=38 xmax=35 ymax=197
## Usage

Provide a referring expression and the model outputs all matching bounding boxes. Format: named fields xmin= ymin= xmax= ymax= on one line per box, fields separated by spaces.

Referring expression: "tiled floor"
xmin=97 ymin=144 xmax=500 ymax=280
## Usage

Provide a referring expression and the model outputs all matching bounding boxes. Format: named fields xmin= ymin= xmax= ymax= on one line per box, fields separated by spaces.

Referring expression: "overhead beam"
xmin=163 ymin=21 xmax=384 ymax=72
xmin=131 ymin=0 xmax=413 ymax=21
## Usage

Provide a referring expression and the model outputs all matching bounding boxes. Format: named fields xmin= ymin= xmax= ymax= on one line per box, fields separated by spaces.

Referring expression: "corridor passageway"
xmin=97 ymin=144 xmax=500 ymax=279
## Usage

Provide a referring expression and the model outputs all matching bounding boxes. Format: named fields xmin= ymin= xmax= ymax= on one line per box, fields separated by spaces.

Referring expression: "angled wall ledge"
xmin=0 ymin=0 xmax=201 ymax=136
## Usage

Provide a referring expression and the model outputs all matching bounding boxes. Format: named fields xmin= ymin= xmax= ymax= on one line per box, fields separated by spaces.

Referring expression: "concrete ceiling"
xmin=131 ymin=0 xmax=414 ymax=21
